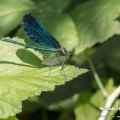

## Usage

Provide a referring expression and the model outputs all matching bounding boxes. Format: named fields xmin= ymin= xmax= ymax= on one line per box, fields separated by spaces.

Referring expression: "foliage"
xmin=0 ymin=0 xmax=120 ymax=120
xmin=75 ymin=79 xmax=119 ymax=120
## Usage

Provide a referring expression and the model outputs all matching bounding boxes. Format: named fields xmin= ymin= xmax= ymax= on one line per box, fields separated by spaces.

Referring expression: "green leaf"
xmin=71 ymin=0 xmax=120 ymax=54
xmin=74 ymin=78 xmax=119 ymax=120
xmin=41 ymin=67 xmax=92 ymax=106
xmin=36 ymin=0 xmax=71 ymax=13
xmin=0 ymin=37 xmax=88 ymax=118
xmin=0 ymin=0 xmax=37 ymax=38
xmin=92 ymin=35 xmax=120 ymax=64
xmin=0 ymin=116 xmax=18 ymax=120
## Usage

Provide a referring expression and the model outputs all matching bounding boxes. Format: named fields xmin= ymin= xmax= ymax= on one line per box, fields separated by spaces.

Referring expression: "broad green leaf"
xmin=74 ymin=79 xmax=119 ymax=120
xmin=0 ymin=37 xmax=88 ymax=118
xmin=92 ymin=35 xmax=120 ymax=64
xmin=36 ymin=0 xmax=71 ymax=13
xmin=91 ymin=35 xmax=120 ymax=84
xmin=71 ymin=0 xmax=120 ymax=54
xmin=0 ymin=116 xmax=18 ymax=120
xmin=0 ymin=0 xmax=37 ymax=38
xmin=41 ymin=70 xmax=92 ymax=106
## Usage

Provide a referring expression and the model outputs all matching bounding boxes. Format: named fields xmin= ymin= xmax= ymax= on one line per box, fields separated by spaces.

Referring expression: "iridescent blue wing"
xmin=22 ymin=13 xmax=61 ymax=49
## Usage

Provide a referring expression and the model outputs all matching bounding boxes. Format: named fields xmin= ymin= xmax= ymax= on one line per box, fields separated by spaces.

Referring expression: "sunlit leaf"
xmin=0 ymin=37 xmax=88 ymax=118
xmin=71 ymin=0 xmax=120 ymax=54
xmin=0 ymin=116 xmax=18 ymax=120
xmin=0 ymin=0 xmax=37 ymax=38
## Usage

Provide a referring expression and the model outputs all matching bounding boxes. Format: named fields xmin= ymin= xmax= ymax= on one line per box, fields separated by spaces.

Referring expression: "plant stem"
xmin=85 ymin=51 xmax=108 ymax=97
xmin=98 ymin=85 xmax=120 ymax=120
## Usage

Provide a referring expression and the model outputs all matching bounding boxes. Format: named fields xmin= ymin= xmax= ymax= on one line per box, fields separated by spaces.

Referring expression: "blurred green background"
xmin=0 ymin=0 xmax=120 ymax=120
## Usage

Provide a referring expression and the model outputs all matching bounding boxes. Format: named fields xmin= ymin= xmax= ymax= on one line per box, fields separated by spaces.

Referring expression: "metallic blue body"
xmin=1 ymin=38 xmax=58 ymax=52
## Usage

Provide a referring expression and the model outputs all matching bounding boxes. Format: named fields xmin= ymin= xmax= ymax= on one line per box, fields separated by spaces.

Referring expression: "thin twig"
xmin=85 ymin=51 xmax=108 ymax=97
xmin=98 ymin=85 xmax=120 ymax=120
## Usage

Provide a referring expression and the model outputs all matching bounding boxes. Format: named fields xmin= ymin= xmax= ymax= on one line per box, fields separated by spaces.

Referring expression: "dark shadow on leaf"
xmin=0 ymin=48 xmax=46 ymax=68
xmin=16 ymin=49 xmax=65 ymax=76
xmin=0 ymin=61 xmax=40 ymax=68
xmin=92 ymin=35 xmax=120 ymax=65
xmin=115 ymin=16 xmax=120 ymax=22
xmin=16 ymin=49 xmax=43 ymax=67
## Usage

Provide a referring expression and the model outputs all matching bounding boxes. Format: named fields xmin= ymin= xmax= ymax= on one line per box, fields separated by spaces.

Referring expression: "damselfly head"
xmin=58 ymin=47 xmax=67 ymax=55
xmin=68 ymin=51 xmax=72 ymax=58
